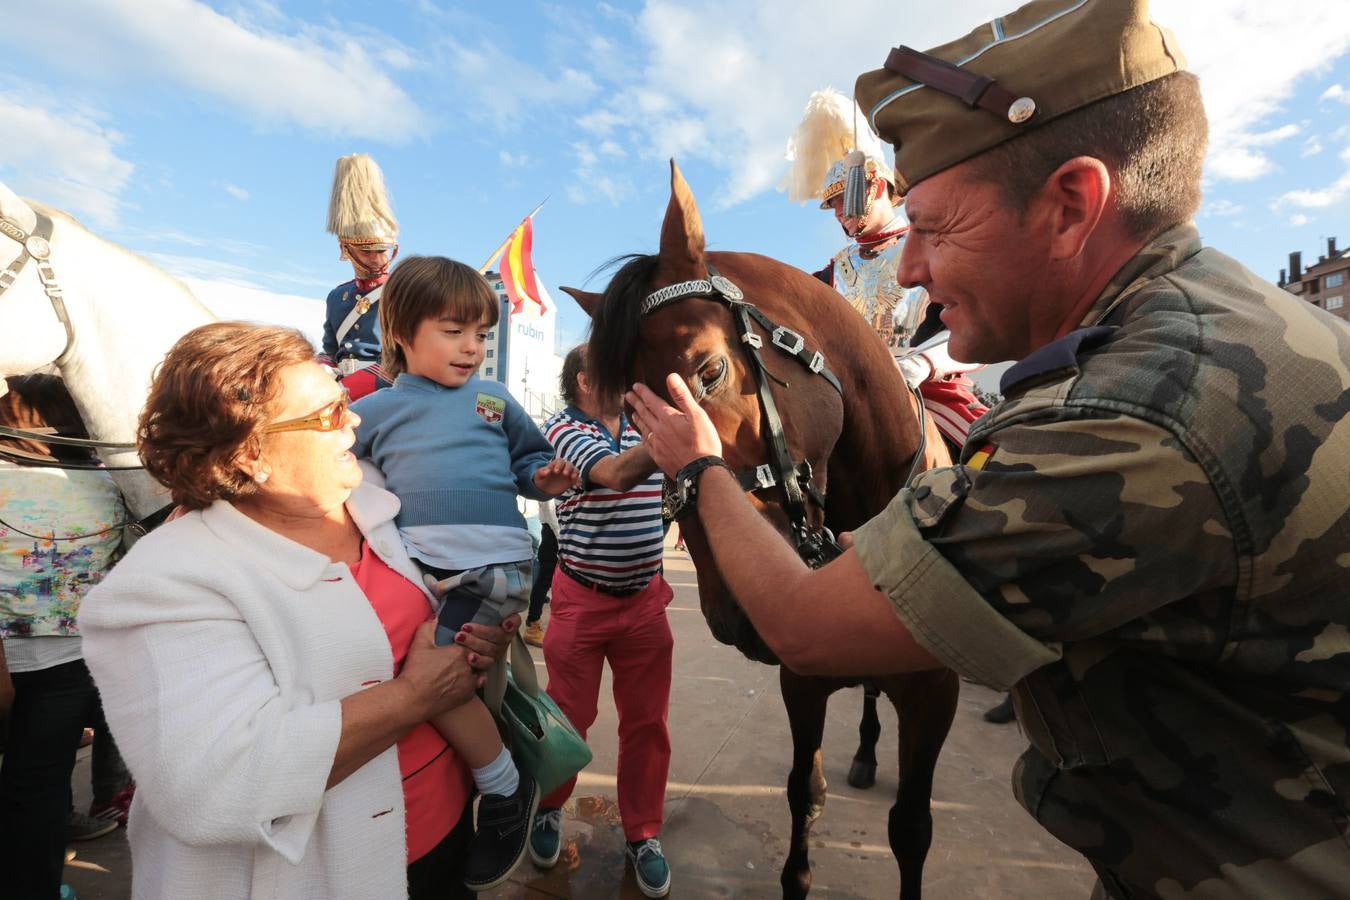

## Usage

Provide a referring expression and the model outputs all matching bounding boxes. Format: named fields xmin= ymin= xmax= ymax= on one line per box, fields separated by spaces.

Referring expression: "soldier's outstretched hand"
xmin=627 ymin=373 xmax=723 ymax=478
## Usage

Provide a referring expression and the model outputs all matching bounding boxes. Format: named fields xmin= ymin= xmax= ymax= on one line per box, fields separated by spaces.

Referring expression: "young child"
xmin=350 ymin=256 xmax=579 ymax=891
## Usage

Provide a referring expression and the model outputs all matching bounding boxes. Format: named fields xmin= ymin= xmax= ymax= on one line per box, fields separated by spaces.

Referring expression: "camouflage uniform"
xmin=853 ymin=223 xmax=1350 ymax=897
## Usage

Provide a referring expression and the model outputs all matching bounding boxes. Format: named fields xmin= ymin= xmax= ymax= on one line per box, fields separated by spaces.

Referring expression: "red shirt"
xmin=350 ymin=543 xmax=470 ymax=862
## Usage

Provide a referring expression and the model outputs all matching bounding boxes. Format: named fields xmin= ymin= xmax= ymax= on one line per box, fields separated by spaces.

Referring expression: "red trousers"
xmin=541 ymin=569 xmax=674 ymax=841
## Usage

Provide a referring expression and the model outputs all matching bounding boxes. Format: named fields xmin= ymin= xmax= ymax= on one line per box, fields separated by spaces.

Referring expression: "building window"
xmin=1327 ymin=295 xmax=1344 ymax=311
xmin=1327 ymin=272 xmax=1345 ymax=289
xmin=486 ymin=348 xmax=494 ymax=358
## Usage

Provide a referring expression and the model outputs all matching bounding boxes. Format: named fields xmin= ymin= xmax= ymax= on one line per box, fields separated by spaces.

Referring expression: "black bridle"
xmin=642 ymin=262 xmax=845 ymax=569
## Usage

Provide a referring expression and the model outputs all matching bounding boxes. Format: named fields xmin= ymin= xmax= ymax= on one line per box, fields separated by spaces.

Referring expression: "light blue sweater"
xmin=352 ymin=374 xmax=554 ymax=538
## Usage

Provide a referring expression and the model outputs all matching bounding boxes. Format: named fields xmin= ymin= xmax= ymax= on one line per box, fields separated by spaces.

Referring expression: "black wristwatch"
xmin=670 ymin=455 xmax=731 ymax=521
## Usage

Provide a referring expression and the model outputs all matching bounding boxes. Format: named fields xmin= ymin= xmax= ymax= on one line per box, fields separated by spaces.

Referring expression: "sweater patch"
xmin=474 ymin=393 xmax=505 ymax=425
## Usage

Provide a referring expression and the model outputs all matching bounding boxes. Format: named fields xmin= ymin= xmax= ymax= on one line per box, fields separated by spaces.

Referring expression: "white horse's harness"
xmin=0 ymin=208 xmax=76 ymax=364
xmin=0 ymin=206 xmax=172 ymax=536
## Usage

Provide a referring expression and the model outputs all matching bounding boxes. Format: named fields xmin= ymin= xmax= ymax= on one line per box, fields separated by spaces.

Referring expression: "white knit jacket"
xmin=79 ymin=476 xmax=438 ymax=899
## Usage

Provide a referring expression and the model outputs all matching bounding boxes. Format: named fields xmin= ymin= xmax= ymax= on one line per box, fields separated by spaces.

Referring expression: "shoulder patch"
xmin=1000 ymin=326 xmax=1115 ymax=395
xmin=965 ymin=442 xmax=997 ymax=470
xmin=474 ymin=393 xmax=505 ymax=424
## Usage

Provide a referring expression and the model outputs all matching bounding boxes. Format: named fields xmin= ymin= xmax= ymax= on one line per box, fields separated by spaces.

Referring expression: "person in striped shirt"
xmin=528 ymin=345 xmax=674 ymax=899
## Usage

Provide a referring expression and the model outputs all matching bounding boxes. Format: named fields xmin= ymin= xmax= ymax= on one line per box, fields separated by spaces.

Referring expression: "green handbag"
xmin=493 ymin=635 xmax=592 ymax=797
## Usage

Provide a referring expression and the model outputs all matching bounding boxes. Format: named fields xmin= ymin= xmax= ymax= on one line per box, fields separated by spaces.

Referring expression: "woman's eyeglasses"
xmin=261 ymin=393 xmax=351 ymax=434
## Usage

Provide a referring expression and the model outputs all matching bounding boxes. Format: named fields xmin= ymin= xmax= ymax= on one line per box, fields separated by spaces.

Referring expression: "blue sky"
xmin=2 ymin=0 xmax=1348 ymax=353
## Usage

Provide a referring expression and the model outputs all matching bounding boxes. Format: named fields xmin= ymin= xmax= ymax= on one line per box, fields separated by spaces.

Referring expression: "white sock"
xmin=472 ymin=747 xmax=520 ymax=798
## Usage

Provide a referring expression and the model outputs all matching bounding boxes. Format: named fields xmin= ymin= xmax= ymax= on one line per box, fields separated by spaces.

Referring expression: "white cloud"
xmin=1320 ymin=84 xmax=1348 ymax=104
xmin=440 ymin=36 xmax=598 ymax=127
xmin=567 ymin=142 xmax=634 ymax=205
xmin=1152 ymin=0 xmax=1350 ymax=181
xmin=562 ymin=0 xmax=1350 ymax=206
xmin=499 ymin=150 xmax=531 ymax=167
xmin=1276 ymin=171 xmax=1350 ymax=210
xmin=0 ymin=90 xmax=133 ymax=226
xmin=3 ymin=0 xmax=426 ymax=141
xmin=1202 ymin=199 xmax=1243 ymax=218
xmin=223 ymin=183 xmax=250 ymax=201
xmin=1289 ymin=213 xmax=1310 ymax=226
xmin=1303 ymin=136 xmax=1324 ymax=157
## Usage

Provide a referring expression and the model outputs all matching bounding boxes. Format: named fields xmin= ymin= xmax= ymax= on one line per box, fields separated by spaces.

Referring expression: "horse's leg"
xmin=886 ymin=669 xmax=960 ymax=900
xmin=847 ymin=681 xmax=881 ymax=789
xmin=779 ymin=668 xmax=833 ymax=900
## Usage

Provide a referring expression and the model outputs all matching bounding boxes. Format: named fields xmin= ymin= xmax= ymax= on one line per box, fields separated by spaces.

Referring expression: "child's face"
xmin=402 ymin=314 xmax=491 ymax=388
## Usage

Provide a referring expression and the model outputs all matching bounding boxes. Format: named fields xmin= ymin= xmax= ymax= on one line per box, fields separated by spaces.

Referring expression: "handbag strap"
xmin=485 ymin=632 xmax=542 ymax=718
xmin=509 ymin=632 xmax=542 ymax=697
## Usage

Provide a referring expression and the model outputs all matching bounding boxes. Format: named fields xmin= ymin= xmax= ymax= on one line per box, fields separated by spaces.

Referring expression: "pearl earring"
xmin=254 ymin=470 xmax=270 ymax=484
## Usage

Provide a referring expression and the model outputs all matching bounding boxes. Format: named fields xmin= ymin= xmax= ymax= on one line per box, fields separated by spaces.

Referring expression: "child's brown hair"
xmin=379 ymin=256 xmax=500 ymax=378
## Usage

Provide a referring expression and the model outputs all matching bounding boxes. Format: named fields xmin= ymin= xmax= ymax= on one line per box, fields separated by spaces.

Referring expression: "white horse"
xmin=0 ymin=181 xmax=216 ymax=519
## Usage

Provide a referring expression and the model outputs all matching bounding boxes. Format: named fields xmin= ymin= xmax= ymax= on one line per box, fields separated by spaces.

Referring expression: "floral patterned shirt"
xmin=0 ymin=461 xmax=124 ymax=638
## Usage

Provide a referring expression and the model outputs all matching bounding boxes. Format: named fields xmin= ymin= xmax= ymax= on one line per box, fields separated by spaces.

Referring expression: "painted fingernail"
xmin=460 ymin=624 xmax=473 ymax=635
xmin=454 ymin=633 xmax=466 ymax=644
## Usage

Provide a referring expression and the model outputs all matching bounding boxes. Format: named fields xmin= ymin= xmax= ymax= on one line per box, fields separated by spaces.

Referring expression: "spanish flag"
xmin=498 ymin=216 xmax=546 ymax=316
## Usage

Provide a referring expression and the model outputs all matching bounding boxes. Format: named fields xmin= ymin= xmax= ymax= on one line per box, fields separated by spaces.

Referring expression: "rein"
xmin=643 ymin=262 xmax=843 ymax=569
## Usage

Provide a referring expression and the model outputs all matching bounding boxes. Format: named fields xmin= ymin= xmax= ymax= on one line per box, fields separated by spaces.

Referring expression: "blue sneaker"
xmin=626 ymin=838 xmax=671 ymax=898
xmin=529 ymin=807 xmax=563 ymax=869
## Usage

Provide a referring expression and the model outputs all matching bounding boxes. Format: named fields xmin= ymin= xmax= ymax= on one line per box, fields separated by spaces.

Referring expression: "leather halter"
xmin=0 ymin=206 xmax=173 ymax=537
xmin=0 ymin=209 xmax=76 ymax=364
xmin=643 ymin=262 xmax=844 ymax=569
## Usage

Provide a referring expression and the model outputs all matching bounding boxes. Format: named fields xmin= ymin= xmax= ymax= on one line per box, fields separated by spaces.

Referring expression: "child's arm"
xmin=532 ymin=458 xmax=581 ymax=496
xmin=503 ymin=394 xmax=559 ymax=500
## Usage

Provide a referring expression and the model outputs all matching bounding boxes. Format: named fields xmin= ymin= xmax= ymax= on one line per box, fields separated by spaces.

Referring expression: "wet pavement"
xmin=61 ymin=542 xmax=1094 ymax=898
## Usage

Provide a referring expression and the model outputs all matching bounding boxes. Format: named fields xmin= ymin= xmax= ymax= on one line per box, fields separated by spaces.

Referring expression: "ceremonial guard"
xmin=322 ymin=153 xmax=399 ymax=380
xmin=782 ymin=90 xmax=988 ymax=459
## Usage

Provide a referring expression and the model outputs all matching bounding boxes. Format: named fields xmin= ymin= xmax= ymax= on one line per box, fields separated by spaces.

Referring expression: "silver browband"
xmin=641 ymin=272 xmax=744 ymax=317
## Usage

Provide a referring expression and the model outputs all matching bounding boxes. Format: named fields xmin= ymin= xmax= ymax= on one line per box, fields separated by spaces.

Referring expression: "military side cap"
xmin=854 ymin=0 xmax=1186 ymax=193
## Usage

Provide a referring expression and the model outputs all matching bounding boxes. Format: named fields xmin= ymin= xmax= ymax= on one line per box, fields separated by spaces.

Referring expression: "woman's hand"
xmin=398 ymin=621 xmax=483 ymax=721
xmin=453 ymin=614 xmax=519 ymax=670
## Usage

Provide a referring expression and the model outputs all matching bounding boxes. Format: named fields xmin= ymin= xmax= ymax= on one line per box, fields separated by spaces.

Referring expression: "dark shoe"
xmin=67 ymin=809 xmax=118 ymax=842
xmin=529 ymin=807 xmax=563 ymax=869
xmin=627 ymin=838 xmax=671 ymax=898
xmin=464 ymin=777 xmax=539 ymax=891
xmin=982 ymin=694 xmax=1015 ymax=724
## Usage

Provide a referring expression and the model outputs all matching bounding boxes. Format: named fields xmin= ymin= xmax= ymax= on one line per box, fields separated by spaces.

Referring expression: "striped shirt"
xmin=544 ymin=406 xmax=664 ymax=593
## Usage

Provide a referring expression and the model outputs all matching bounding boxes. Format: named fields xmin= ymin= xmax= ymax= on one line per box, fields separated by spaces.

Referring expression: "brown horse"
xmin=565 ymin=162 xmax=960 ymax=899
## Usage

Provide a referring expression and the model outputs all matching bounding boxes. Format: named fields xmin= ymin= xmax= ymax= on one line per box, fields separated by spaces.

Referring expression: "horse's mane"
xmin=588 ymin=253 xmax=661 ymax=401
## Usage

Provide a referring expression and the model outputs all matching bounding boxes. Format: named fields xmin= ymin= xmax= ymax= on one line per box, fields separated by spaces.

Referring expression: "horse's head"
xmin=0 ymin=182 xmax=71 ymax=377
xmin=577 ymin=162 xmax=867 ymax=665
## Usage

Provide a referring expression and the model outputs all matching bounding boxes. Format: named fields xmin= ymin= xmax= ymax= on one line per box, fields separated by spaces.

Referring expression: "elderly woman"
xmin=78 ymin=322 xmax=515 ymax=899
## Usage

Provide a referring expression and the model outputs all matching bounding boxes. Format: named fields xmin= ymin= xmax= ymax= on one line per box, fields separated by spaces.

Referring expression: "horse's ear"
xmin=657 ymin=160 xmax=705 ymax=282
xmin=559 ymin=286 xmax=602 ymax=319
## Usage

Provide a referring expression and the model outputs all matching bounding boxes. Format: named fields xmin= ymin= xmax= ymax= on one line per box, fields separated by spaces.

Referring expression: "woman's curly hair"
xmin=138 ymin=322 xmax=315 ymax=510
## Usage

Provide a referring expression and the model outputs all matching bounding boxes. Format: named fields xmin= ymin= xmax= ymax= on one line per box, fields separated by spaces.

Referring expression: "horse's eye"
xmin=699 ymin=358 xmax=727 ymax=388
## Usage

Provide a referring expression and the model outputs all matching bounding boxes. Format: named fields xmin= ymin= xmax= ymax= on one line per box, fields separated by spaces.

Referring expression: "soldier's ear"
xmin=1043 ymin=157 xmax=1111 ymax=262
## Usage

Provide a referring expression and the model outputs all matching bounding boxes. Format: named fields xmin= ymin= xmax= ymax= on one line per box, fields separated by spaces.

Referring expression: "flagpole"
xmin=477 ymin=197 xmax=549 ymax=274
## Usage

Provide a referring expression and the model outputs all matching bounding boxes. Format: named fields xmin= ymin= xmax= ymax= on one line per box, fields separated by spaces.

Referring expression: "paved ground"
xmin=60 ymin=541 xmax=1094 ymax=898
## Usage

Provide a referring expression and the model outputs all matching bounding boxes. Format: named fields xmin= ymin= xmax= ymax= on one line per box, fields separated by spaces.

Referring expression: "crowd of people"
xmin=4 ymin=0 xmax=1349 ymax=898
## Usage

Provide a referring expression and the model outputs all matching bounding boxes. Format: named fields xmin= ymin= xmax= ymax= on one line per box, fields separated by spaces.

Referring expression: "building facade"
xmin=1278 ymin=237 xmax=1348 ymax=321
xmin=482 ymin=270 xmax=565 ymax=421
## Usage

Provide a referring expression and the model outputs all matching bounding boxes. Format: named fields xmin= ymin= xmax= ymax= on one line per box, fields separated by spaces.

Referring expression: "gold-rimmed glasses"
xmin=260 ymin=391 xmax=351 ymax=435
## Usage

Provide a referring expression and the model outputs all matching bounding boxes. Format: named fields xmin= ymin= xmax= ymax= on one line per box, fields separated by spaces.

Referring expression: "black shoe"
xmin=982 ymin=694 xmax=1015 ymax=724
xmin=464 ymin=776 xmax=540 ymax=892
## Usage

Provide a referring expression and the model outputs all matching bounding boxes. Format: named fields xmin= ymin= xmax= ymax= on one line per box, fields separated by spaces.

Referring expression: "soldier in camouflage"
xmin=627 ymin=0 xmax=1350 ymax=897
